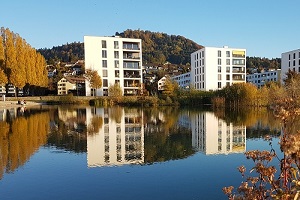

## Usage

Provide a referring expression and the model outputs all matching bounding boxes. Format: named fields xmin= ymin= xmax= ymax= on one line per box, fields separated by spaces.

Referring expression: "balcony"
xmin=124 ymin=70 xmax=141 ymax=78
xmin=123 ymin=52 xmax=140 ymax=60
xmin=123 ymin=43 xmax=140 ymax=51
xmin=232 ymin=67 xmax=245 ymax=73
xmin=232 ymin=74 xmax=245 ymax=81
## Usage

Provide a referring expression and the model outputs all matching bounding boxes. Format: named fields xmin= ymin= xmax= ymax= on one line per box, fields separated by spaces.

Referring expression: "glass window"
xmin=294 ymin=53 xmax=296 ymax=59
xmin=218 ymin=66 xmax=221 ymax=73
xmin=226 ymin=67 xmax=230 ymax=73
xmin=115 ymin=70 xmax=119 ymax=78
xmin=114 ymin=51 xmax=119 ymax=59
xmin=218 ymin=74 xmax=221 ymax=80
xmin=102 ymin=50 xmax=107 ymax=58
xmin=226 ymin=51 xmax=230 ymax=57
xmin=226 ymin=75 xmax=230 ymax=80
xmin=103 ymin=69 xmax=108 ymax=77
xmin=114 ymin=41 xmax=119 ymax=49
xmin=103 ymin=79 xmax=108 ymax=87
xmin=102 ymin=40 xmax=107 ymax=48
xmin=102 ymin=60 xmax=107 ymax=68
xmin=218 ymin=50 xmax=221 ymax=57
xmin=218 ymin=82 xmax=221 ymax=88
xmin=218 ymin=58 xmax=221 ymax=65
xmin=226 ymin=59 xmax=230 ymax=65
xmin=202 ymin=51 xmax=204 ymax=57
xmin=115 ymin=60 xmax=119 ymax=68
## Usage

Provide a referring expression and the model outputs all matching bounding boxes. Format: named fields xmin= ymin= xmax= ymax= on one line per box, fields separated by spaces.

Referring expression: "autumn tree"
xmin=0 ymin=35 xmax=7 ymax=85
xmin=85 ymin=69 xmax=102 ymax=96
xmin=162 ymin=77 xmax=179 ymax=98
xmin=108 ymin=83 xmax=123 ymax=97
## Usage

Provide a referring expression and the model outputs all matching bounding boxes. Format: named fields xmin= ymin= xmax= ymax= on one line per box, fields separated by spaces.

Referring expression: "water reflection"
xmin=0 ymin=106 xmax=281 ymax=176
xmin=0 ymin=106 xmax=50 ymax=179
xmin=86 ymin=107 xmax=144 ymax=167
xmin=190 ymin=112 xmax=246 ymax=155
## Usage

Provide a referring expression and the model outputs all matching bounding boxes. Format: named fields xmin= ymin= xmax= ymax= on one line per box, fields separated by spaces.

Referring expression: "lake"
xmin=0 ymin=105 xmax=282 ymax=200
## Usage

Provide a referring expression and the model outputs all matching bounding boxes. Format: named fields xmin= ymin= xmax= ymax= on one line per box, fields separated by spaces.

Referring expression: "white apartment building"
xmin=171 ymin=72 xmax=191 ymax=89
xmin=281 ymin=49 xmax=300 ymax=83
xmin=84 ymin=36 xmax=143 ymax=96
xmin=246 ymin=69 xmax=281 ymax=88
xmin=191 ymin=46 xmax=246 ymax=91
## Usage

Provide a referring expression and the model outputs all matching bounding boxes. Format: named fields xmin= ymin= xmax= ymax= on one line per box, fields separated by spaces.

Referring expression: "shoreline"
xmin=0 ymin=100 xmax=43 ymax=108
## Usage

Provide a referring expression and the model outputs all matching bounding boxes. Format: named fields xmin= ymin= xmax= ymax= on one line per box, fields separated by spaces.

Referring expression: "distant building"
xmin=246 ymin=69 xmax=281 ymax=88
xmin=158 ymin=76 xmax=167 ymax=91
xmin=191 ymin=46 xmax=246 ymax=91
xmin=281 ymin=49 xmax=300 ymax=83
xmin=84 ymin=36 xmax=143 ymax=96
xmin=57 ymin=77 xmax=85 ymax=95
xmin=171 ymin=72 xmax=191 ymax=89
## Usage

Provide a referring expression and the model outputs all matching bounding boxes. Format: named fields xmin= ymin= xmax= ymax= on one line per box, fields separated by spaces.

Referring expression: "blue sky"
xmin=1 ymin=0 xmax=299 ymax=58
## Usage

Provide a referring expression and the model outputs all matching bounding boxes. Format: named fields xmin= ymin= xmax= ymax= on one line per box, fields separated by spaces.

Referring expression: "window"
xmin=102 ymin=60 xmax=107 ymax=68
xmin=226 ymin=75 xmax=230 ymax=80
xmin=102 ymin=50 xmax=107 ymax=58
xmin=202 ymin=51 xmax=204 ymax=57
xmin=293 ymin=60 xmax=295 ymax=66
xmin=218 ymin=82 xmax=221 ymax=88
xmin=226 ymin=59 xmax=230 ymax=65
xmin=103 ymin=69 xmax=108 ymax=77
xmin=114 ymin=41 xmax=119 ymax=49
xmin=226 ymin=51 xmax=230 ymax=57
xmin=218 ymin=50 xmax=221 ymax=57
xmin=218 ymin=74 xmax=221 ymax=80
xmin=114 ymin=51 xmax=119 ymax=59
xmin=294 ymin=53 xmax=296 ymax=59
xmin=102 ymin=40 xmax=107 ymax=48
xmin=115 ymin=60 xmax=119 ymax=68
xmin=289 ymin=54 xmax=291 ymax=60
xmin=226 ymin=67 xmax=230 ymax=73
xmin=218 ymin=58 xmax=221 ymax=65
xmin=218 ymin=66 xmax=221 ymax=73
xmin=115 ymin=70 xmax=119 ymax=78
xmin=103 ymin=79 xmax=108 ymax=87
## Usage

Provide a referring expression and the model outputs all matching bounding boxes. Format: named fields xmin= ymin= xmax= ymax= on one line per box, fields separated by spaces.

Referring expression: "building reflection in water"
xmin=190 ymin=112 xmax=246 ymax=155
xmin=86 ymin=107 xmax=144 ymax=167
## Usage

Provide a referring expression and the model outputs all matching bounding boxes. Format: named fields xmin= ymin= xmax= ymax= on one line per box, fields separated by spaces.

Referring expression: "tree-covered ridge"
xmin=38 ymin=30 xmax=203 ymax=65
xmin=246 ymin=56 xmax=281 ymax=73
xmin=116 ymin=29 xmax=203 ymax=65
xmin=38 ymin=42 xmax=84 ymax=65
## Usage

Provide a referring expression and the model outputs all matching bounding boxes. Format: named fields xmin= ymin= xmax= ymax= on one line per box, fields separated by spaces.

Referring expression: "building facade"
xmin=171 ymin=72 xmax=191 ymax=89
xmin=246 ymin=69 xmax=281 ymax=88
xmin=191 ymin=46 xmax=246 ymax=91
xmin=281 ymin=49 xmax=300 ymax=83
xmin=84 ymin=36 xmax=143 ymax=96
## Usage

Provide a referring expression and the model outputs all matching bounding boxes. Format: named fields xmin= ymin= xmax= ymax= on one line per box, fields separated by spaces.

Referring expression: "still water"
xmin=0 ymin=105 xmax=281 ymax=200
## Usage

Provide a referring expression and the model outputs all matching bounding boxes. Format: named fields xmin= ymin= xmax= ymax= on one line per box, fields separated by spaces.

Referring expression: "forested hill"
xmin=37 ymin=29 xmax=203 ymax=65
xmin=116 ymin=29 xmax=203 ymax=64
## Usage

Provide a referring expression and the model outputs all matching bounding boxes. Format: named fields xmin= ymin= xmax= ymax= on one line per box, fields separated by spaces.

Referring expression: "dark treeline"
xmin=246 ymin=56 xmax=281 ymax=73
